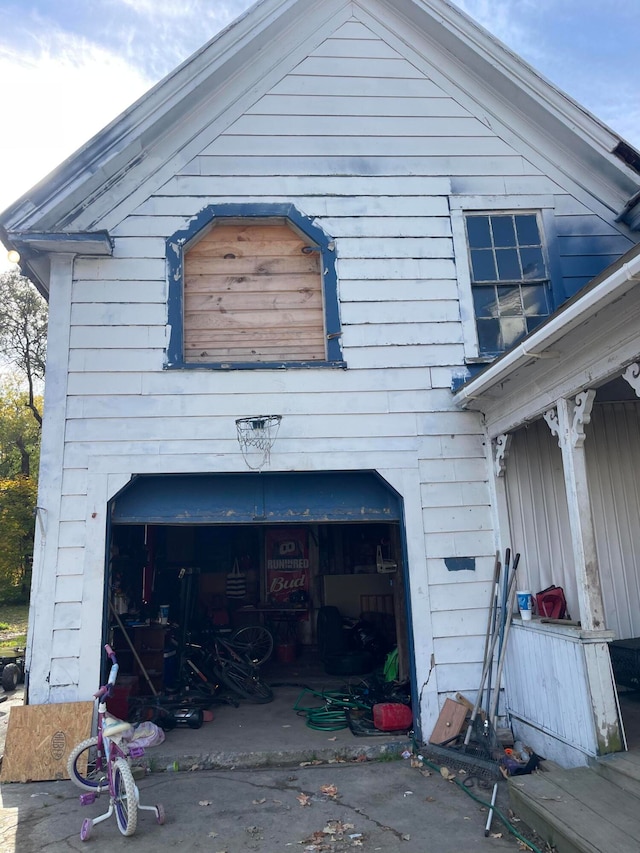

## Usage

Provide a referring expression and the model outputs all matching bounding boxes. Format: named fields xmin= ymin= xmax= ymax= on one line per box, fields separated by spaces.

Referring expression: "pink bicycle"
xmin=67 ymin=644 xmax=165 ymax=840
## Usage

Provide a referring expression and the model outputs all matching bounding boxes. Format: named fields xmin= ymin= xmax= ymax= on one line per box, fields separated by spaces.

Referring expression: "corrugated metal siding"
xmin=505 ymin=420 xmax=578 ymax=618
xmin=588 ymin=403 xmax=640 ymax=640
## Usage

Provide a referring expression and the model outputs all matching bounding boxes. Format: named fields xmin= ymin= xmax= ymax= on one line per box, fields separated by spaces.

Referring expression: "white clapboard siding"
xmin=343 ymin=323 xmax=462 ymax=347
xmin=428 ymin=581 xmax=492 ymax=611
xmin=55 ymin=549 xmax=85 ymax=576
xmin=184 ymin=155 xmax=534 ymax=177
xmin=340 ymin=281 xmax=459 ymax=302
xmin=422 ymin=506 xmax=493 ymax=535
xmin=246 ymin=94 xmax=471 ymax=117
xmin=421 ymin=481 xmax=490 ymax=508
xmin=340 ymin=300 xmax=459 ymax=324
xmin=73 ymin=281 xmax=167 ymax=303
xmin=345 ymin=344 xmax=464 ymax=369
xmin=161 ymin=175 xmax=452 ymax=196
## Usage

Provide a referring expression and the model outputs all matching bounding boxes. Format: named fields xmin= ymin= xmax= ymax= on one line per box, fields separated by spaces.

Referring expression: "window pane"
xmin=471 ymin=249 xmax=496 ymax=282
xmin=515 ymin=214 xmax=540 ymax=245
xmin=477 ymin=318 xmax=500 ymax=354
xmin=496 ymin=286 xmax=522 ymax=316
xmin=496 ymin=248 xmax=520 ymax=280
xmin=526 ymin=314 xmax=546 ymax=334
xmin=473 ymin=286 xmax=498 ymax=318
xmin=467 ymin=216 xmax=492 ymax=248
xmin=522 ymin=283 xmax=550 ymax=316
xmin=491 ymin=216 xmax=516 ymax=247
xmin=500 ymin=317 xmax=527 ymax=349
xmin=520 ymin=247 xmax=546 ymax=280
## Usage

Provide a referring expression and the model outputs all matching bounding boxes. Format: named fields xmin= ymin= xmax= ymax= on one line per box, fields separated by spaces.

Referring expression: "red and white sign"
xmin=265 ymin=528 xmax=309 ymax=605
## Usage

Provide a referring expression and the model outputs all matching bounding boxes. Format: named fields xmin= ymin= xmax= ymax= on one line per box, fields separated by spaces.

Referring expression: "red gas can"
xmin=372 ymin=702 xmax=412 ymax=732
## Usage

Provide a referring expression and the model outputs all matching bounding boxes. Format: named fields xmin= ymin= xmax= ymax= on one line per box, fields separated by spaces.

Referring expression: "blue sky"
xmin=0 ymin=0 xmax=638 ymax=265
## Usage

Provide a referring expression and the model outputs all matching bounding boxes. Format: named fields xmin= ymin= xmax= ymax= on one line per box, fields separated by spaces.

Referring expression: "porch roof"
xmin=453 ymin=243 xmax=640 ymax=438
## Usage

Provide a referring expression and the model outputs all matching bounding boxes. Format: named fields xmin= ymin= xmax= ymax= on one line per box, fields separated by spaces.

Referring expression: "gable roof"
xmin=3 ymin=0 xmax=640 ymax=293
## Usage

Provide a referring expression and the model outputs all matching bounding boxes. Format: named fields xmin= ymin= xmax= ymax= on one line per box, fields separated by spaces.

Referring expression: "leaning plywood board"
xmin=1 ymin=701 xmax=93 ymax=783
xmin=429 ymin=698 xmax=468 ymax=745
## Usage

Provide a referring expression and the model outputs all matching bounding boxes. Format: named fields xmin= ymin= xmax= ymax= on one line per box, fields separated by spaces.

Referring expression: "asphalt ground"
xmin=0 ymin=756 xmax=542 ymax=853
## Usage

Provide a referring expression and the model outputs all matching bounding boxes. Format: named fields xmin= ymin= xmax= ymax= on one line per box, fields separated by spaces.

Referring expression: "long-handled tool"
xmin=463 ymin=567 xmax=518 ymax=747
xmin=109 ymin=602 xmax=159 ymax=697
xmin=483 ymin=552 xmax=501 ymax=719
xmin=489 ymin=578 xmax=518 ymax=728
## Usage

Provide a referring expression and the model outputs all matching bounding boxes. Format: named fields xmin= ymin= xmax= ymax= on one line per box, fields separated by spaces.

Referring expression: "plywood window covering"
xmin=183 ymin=219 xmax=326 ymax=364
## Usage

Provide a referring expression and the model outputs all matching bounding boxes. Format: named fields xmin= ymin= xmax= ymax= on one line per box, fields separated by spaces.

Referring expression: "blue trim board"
xmin=166 ymin=203 xmax=344 ymax=369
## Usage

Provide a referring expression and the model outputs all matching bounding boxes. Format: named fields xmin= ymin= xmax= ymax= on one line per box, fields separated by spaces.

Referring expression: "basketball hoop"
xmin=235 ymin=415 xmax=282 ymax=470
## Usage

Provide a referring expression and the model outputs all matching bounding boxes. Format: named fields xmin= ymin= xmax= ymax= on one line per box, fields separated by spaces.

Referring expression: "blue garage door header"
xmin=110 ymin=471 xmax=402 ymax=524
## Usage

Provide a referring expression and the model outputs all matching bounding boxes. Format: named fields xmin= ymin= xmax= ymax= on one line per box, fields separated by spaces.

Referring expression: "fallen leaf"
xmin=490 ymin=832 xmax=503 ymax=838
xmin=425 ymin=796 xmax=436 ymax=803
xmin=420 ymin=769 xmax=432 ymax=777
xmin=199 ymin=800 xmax=213 ymax=806
xmin=207 ymin=831 xmax=218 ymax=838
xmin=355 ymin=754 xmax=368 ymax=762
xmin=297 ymin=792 xmax=312 ymax=807
xmin=252 ymin=798 xmax=266 ymax=805
xmin=328 ymin=736 xmax=337 ymax=742
xmin=402 ymin=834 xmax=411 ymax=841
xmin=320 ymin=784 xmax=339 ymax=798
xmin=463 ymin=816 xmax=471 ymax=821
xmin=440 ymin=767 xmax=456 ymax=781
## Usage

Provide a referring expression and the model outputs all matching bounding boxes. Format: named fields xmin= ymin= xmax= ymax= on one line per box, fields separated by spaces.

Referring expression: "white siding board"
xmin=187 ymin=155 xmax=532 ymax=178
xmin=162 ymin=175 xmax=452 ymax=197
xmin=52 ymin=629 xmax=80 ymax=658
xmin=73 ymin=281 xmax=166 ymax=303
xmin=246 ymin=95 xmax=470 ymax=117
xmin=111 ymin=215 xmax=193 ymax=237
xmin=341 ymin=281 xmax=458 ymax=301
xmin=67 ymin=373 xmax=144 ymax=395
xmin=55 ymin=574 xmax=82 ymax=602
xmin=310 ymin=37 xmax=404 ymax=60
xmin=268 ymin=75 xmax=445 ymax=97
xmin=49 ymin=657 xmax=80 ymax=687
xmin=433 ymin=635 xmax=483 ymax=664
xmin=221 ymin=115 xmax=494 ymax=137
xmin=421 ymin=458 xmax=488 ymax=482
xmin=58 ymin=521 xmax=87 ymax=549
xmin=431 ymin=608 xmax=487 ymax=637
xmin=288 ymin=56 xmax=429 ymax=79
xmin=341 ymin=301 xmax=459 ymax=324
xmin=422 ymin=505 xmax=492 ymax=534
xmin=338 ymin=258 xmax=455 ymax=279
xmin=68 ymin=350 xmax=163 ymax=372
xmin=136 ymin=195 xmax=452 ymax=217
xmin=425 ymin=530 xmax=496 ymax=558
xmin=71 ymin=303 xmax=167 ymax=326
xmin=427 ymin=554 xmax=496 ymax=585
xmin=421 ymin=481 xmax=489 ymax=508
xmin=54 ymin=548 xmax=85 ymax=576
xmin=436 ymin=662 xmax=483 ymax=694
xmin=60 ymin=495 xmax=88 ymax=521
xmin=53 ymin=602 xmax=82 ymax=630
xmin=201 ymin=136 xmax=516 ymax=157
xmin=70 ymin=327 xmax=166 ymax=349
xmin=74 ymin=258 xmax=165 ymax=281
xmin=345 ymin=345 xmax=464 ymax=369
xmin=337 ymin=237 xmax=452 ymax=258
xmin=428 ymin=581 xmax=491 ymax=610
xmin=329 ymin=21 xmax=378 ymax=40
xmin=111 ymin=237 xmax=166 ymax=258
xmin=343 ymin=323 xmax=462 ymax=347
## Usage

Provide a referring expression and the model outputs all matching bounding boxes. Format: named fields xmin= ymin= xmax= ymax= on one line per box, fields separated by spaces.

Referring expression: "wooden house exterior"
xmin=1 ymin=0 xmax=640 ymax=765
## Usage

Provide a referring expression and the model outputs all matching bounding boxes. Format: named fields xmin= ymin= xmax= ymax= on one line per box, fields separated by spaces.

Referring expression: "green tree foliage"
xmin=0 ymin=269 xmax=48 ymax=427
xmin=0 ymin=477 xmax=37 ymax=602
xmin=0 ymin=378 xmax=42 ymax=478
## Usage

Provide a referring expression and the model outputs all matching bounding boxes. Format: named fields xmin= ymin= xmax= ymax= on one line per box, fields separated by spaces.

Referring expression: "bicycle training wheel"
xmin=231 ymin=625 xmax=274 ymax=666
xmin=114 ymin=756 xmax=138 ymax=837
xmin=67 ymin=737 xmax=108 ymax=792
xmin=217 ymin=659 xmax=274 ymax=703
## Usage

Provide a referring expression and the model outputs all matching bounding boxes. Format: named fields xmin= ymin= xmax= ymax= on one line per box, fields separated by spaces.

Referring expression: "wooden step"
xmin=508 ymin=765 xmax=640 ymax=853
xmin=592 ymin=750 xmax=640 ymax=799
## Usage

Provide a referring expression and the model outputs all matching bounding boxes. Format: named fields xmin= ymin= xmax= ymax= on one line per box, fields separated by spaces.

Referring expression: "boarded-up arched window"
xmin=183 ymin=218 xmax=325 ymax=364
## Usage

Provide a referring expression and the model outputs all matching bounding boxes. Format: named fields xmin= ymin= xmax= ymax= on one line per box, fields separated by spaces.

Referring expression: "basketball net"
xmin=235 ymin=415 xmax=282 ymax=470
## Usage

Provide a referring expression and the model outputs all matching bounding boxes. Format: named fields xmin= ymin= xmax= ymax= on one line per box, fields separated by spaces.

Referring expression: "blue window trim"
xmin=166 ymin=203 xmax=345 ymax=370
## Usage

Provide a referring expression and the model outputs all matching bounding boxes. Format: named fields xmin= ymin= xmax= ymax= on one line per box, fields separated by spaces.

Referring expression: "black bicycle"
xmin=183 ymin=633 xmax=274 ymax=704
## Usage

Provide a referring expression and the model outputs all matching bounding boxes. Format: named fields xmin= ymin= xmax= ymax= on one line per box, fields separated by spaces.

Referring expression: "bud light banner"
xmin=265 ymin=528 xmax=309 ymax=605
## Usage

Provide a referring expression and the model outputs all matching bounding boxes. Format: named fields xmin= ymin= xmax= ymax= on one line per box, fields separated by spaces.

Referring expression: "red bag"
xmin=535 ymin=585 xmax=568 ymax=619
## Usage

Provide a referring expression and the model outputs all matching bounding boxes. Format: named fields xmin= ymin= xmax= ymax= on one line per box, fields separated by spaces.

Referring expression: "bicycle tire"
xmin=114 ymin=756 xmax=138 ymax=837
xmin=67 ymin=737 xmax=109 ymax=792
xmin=217 ymin=658 xmax=274 ymax=704
xmin=231 ymin=625 xmax=274 ymax=666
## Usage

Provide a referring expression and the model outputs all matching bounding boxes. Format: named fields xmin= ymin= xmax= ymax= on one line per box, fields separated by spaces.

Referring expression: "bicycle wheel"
xmin=231 ymin=625 xmax=273 ymax=666
xmin=217 ymin=658 xmax=274 ymax=704
xmin=67 ymin=737 xmax=108 ymax=792
xmin=114 ymin=756 xmax=138 ymax=837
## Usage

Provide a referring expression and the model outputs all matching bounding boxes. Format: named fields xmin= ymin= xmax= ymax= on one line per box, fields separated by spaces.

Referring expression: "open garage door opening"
xmin=104 ymin=472 xmax=414 ymax=743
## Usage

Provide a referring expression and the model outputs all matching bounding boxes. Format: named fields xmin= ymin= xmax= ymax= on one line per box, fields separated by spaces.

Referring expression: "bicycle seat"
xmin=104 ymin=718 xmax=134 ymax=739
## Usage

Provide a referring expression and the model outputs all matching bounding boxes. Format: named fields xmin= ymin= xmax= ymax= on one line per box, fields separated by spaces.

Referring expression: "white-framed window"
xmin=465 ymin=212 xmax=551 ymax=356
xmin=450 ymin=197 xmax=557 ymax=360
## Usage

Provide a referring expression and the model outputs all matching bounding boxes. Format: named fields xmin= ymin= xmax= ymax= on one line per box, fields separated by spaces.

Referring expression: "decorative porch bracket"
xmin=542 ymin=391 xmax=605 ymax=631
xmin=492 ymin=433 xmax=512 ymax=477
xmin=622 ymin=362 xmax=640 ymax=397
